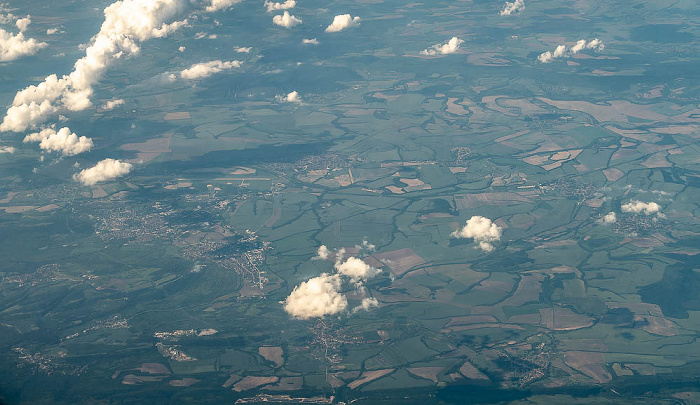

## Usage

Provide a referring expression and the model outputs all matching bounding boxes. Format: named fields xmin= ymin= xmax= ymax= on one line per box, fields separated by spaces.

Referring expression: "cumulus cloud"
xmin=205 ymin=0 xmax=242 ymax=12
xmin=600 ymin=211 xmax=617 ymax=224
xmin=276 ymin=90 xmax=300 ymax=103
xmin=101 ymin=99 xmax=124 ymax=110
xmin=302 ymin=38 xmax=319 ymax=45
xmin=314 ymin=245 xmax=331 ymax=260
xmin=451 ymin=215 xmax=503 ymax=252
xmin=420 ymin=37 xmax=464 ymax=56
xmin=0 ymin=146 xmax=15 ymax=154
xmin=356 ymin=239 xmax=376 ymax=252
xmin=538 ymin=38 xmax=604 ymax=63
xmin=15 ymin=15 xmax=30 ymax=32
xmin=1 ymin=0 xmax=190 ymax=133
xmin=352 ymin=297 xmax=378 ymax=313
xmin=264 ymin=0 xmax=295 ymax=12
xmin=23 ymin=127 xmax=93 ymax=156
xmin=621 ymin=200 xmax=660 ymax=215
xmin=283 ymin=273 xmax=347 ymax=319
xmin=73 ymin=158 xmax=132 ymax=186
xmin=500 ymin=0 xmax=524 ymax=16
xmin=234 ymin=46 xmax=251 ymax=53
xmin=46 ymin=27 xmax=61 ymax=35
xmin=174 ymin=60 xmax=241 ymax=80
xmin=0 ymin=28 xmax=47 ymax=62
xmin=273 ymin=11 xmax=301 ymax=28
xmin=335 ymin=256 xmax=381 ymax=282
xmin=325 ymin=14 xmax=360 ymax=32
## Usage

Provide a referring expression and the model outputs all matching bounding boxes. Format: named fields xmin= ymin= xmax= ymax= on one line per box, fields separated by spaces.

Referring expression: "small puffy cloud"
xmin=46 ymin=27 xmax=61 ymax=35
xmin=234 ymin=46 xmax=251 ymax=53
xmin=420 ymin=37 xmax=464 ymax=56
xmin=315 ymin=245 xmax=330 ymax=260
xmin=335 ymin=257 xmax=381 ymax=282
xmin=355 ymin=239 xmax=376 ymax=252
xmin=352 ymin=297 xmax=378 ymax=313
xmin=0 ymin=28 xmax=47 ymax=61
xmin=23 ymin=127 xmax=93 ymax=156
xmin=73 ymin=158 xmax=132 ymax=186
xmin=0 ymin=146 xmax=15 ymax=154
xmin=284 ymin=273 xmax=347 ymax=319
xmin=205 ymin=0 xmax=242 ymax=12
xmin=325 ymin=14 xmax=360 ymax=33
xmin=500 ymin=0 xmax=524 ymax=16
xmin=601 ymin=211 xmax=617 ymax=224
xmin=451 ymin=215 xmax=503 ymax=252
xmin=621 ymin=200 xmax=660 ymax=215
xmin=101 ymin=99 xmax=124 ymax=110
xmin=538 ymin=38 xmax=604 ymax=63
xmin=177 ymin=60 xmax=241 ymax=80
xmin=276 ymin=90 xmax=300 ymax=103
xmin=273 ymin=11 xmax=301 ymax=28
xmin=15 ymin=15 xmax=30 ymax=32
xmin=178 ymin=45 xmax=185 ymax=52
xmin=302 ymin=38 xmax=319 ymax=45
xmin=264 ymin=0 xmax=296 ymax=12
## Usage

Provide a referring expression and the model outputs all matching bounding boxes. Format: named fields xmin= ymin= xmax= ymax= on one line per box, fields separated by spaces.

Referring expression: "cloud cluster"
xmin=0 ymin=28 xmax=47 ymax=62
xmin=0 ymin=146 xmax=15 ymax=154
xmin=302 ymin=38 xmax=319 ymax=45
xmin=285 ymin=243 xmax=382 ymax=319
xmin=283 ymin=273 xmax=347 ymax=319
xmin=325 ymin=14 xmax=360 ymax=32
xmin=205 ymin=0 xmax=241 ymax=12
xmin=23 ymin=127 xmax=93 ymax=156
xmin=538 ymin=38 xmax=604 ymax=63
xmin=451 ymin=215 xmax=503 ymax=252
xmin=1 ymin=0 xmax=190 ymax=133
xmin=420 ymin=36 xmax=463 ymax=56
xmin=15 ymin=15 xmax=31 ymax=32
xmin=73 ymin=158 xmax=132 ymax=186
xmin=621 ymin=200 xmax=660 ymax=215
xmin=500 ymin=0 xmax=524 ymax=16
xmin=273 ymin=11 xmax=301 ymax=28
xmin=264 ymin=0 xmax=295 ymax=12
xmin=175 ymin=60 xmax=241 ymax=80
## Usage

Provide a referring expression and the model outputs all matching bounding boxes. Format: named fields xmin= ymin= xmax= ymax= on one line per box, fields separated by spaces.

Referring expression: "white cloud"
xmin=500 ymin=0 xmax=524 ymax=16
xmin=283 ymin=273 xmax=347 ymax=319
xmin=234 ymin=46 xmax=251 ymax=53
xmin=352 ymin=297 xmax=378 ymax=313
xmin=601 ymin=211 xmax=616 ymax=224
xmin=621 ymin=200 xmax=660 ymax=215
xmin=73 ymin=158 xmax=132 ymax=186
xmin=451 ymin=215 xmax=502 ymax=252
xmin=178 ymin=45 xmax=186 ymax=52
xmin=101 ymin=99 xmax=124 ymax=110
xmin=273 ymin=11 xmax=301 ymax=28
xmin=325 ymin=14 xmax=360 ymax=33
xmin=302 ymin=38 xmax=319 ymax=45
xmin=420 ymin=37 xmax=464 ymax=56
xmin=355 ymin=239 xmax=376 ymax=252
xmin=264 ymin=0 xmax=295 ymax=12
xmin=24 ymin=127 xmax=93 ymax=156
xmin=176 ymin=60 xmax=241 ymax=80
xmin=0 ymin=28 xmax=47 ymax=62
xmin=46 ymin=27 xmax=61 ymax=35
xmin=205 ymin=0 xmax=242 ymax=12
xmin=334 ymin=256 xmax=381 ymax=282
xmin=538 ymin=38 xmax=604 ymax=63
xmin=15 ymin=15 xmax=30 ymax=32
xmin=314 ymin=245 xmax=330 ymax=260
xmin=0 ymin=146 xmax=15 ymax=154
xmin=1 ymin=0 xmax=190 ymax=133
xmin=276 ymin=90 xmax=300 ymax=103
